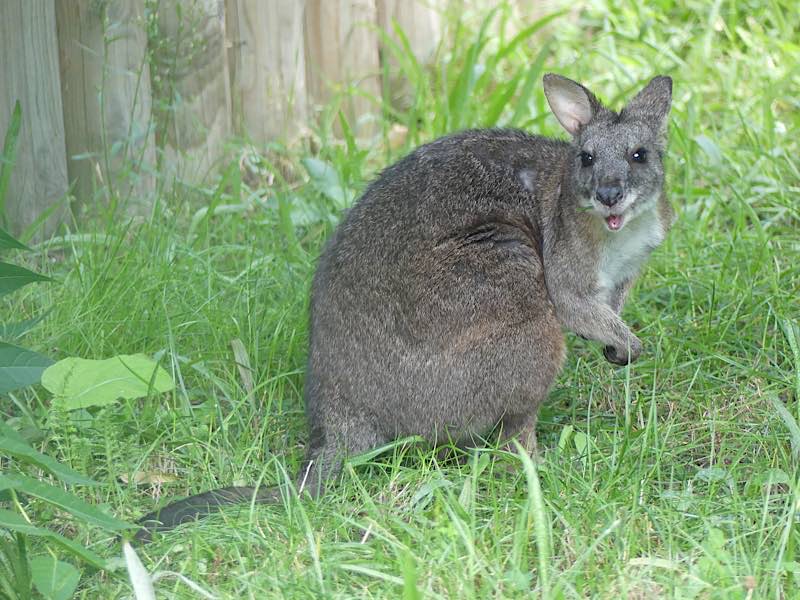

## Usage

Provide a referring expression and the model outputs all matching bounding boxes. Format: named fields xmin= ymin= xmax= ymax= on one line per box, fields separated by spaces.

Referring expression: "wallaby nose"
xmin=596 ymin=185 xmax=623 ymax=207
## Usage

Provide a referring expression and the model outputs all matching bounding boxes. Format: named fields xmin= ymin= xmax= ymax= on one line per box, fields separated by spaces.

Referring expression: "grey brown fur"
xmin=135 ymin=73 xmax=673 ymax=542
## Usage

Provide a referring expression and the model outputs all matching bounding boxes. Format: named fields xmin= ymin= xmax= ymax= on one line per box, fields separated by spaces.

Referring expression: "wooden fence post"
xmin=0 ymin=0 xmax=70 ymax=239
xmin=153 ymin=0 xmax=233 ymax=184
xmin=226 ymin=0 xmax=309 ymax=146
xmin=305 ymin=0 xmax=382 ymax=139
xmin=56 ymin=0 xmax=157 ymax=217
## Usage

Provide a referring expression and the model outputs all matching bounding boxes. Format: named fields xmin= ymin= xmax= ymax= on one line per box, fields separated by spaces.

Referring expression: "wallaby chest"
xmin=596 ymin=206 xmax=664 ymax=302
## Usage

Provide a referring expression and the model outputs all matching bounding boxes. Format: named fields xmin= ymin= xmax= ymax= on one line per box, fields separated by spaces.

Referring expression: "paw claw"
xmin=603 ymin=339 xmax=641 ymax=366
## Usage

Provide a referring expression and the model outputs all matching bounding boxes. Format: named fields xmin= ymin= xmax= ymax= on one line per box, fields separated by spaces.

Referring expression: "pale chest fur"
xmin=596 ymin=206 xmax=665 ymax=302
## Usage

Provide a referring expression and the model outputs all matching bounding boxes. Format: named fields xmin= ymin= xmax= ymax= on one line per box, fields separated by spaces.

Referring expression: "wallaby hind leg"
xmin=134 ymin=409 xmax=385 ymax=543
xmin=499 ymin=412 xmax=539 ymax=456
xmin=298 ymin=406 xmax=389 ymax=497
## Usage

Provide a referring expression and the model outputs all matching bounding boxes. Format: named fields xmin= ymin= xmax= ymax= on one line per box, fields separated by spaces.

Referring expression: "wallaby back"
xmin=134 ymin=74 xmax=673 ymax=542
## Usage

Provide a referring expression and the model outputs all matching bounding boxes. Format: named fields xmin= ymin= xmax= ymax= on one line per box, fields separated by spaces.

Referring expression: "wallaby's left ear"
xmin=622 ymin=76 xmax=672 ymax=130
xmin=543 ymin=73 xmax=605 ymax=136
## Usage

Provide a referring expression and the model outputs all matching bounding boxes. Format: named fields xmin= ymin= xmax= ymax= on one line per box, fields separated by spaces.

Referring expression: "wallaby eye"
xmin=632 ymin=148 xmax=648 ymax=163
xmin=579 ymin=151 xmax=594 ymax=167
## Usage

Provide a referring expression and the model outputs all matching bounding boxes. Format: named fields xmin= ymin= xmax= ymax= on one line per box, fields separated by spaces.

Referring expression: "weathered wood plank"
xmin=226 ymin=0 xmax=308 ymax=145
xmin=0 ymin=0 xmax=70 ymax=238
xmin=154 ymin=0 xmax=232 ymax=184
xmin=305 ymin=0 xmax=382 ymax=139
xmin=56 ymin=0 xmax=156 ymax=217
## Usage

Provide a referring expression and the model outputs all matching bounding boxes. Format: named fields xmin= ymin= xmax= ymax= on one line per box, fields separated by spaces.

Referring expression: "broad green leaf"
xmin=754 ymin=467 xmax=791 ymax=487
xmin=301 ymin=157 xmax=354 ymax=207
xmin=771 ymin=394 xmax=800 ymax=461
xmin=30 ymin=556 xmax=80 ymax=600
xmin=0 ymin=100 xmax=22 ymax=217
xmin=0 ymin=507 xmax=42 ymax=535
xmin=0 ymin=341 xmax=54 ymax=393
xmin=0 ymin=420 xmax=97 ymax=486
xmin=0 ymin=226 xmax=29 ymax=251
xmin=0 ymin=261 xmax=51 ymax=297
xmin=42 ymin=354 xmax=175 ymax=410
xmin=288 ymin=194 xmax=328 ymax=228
xmin=0 ymin=510 xmax=108 ymax=569
xmin=0 ymin=473 xmax=132 ymax=532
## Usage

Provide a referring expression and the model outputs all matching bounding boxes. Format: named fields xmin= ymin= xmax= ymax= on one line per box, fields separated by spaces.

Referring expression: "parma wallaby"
xmin=135 ymin=73 xmax=673 ymax=542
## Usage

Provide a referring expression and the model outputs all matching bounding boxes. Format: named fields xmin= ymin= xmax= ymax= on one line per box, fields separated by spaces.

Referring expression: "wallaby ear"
xmin=622 ymin=76 xmax=672 ymax=129
xmin=543 ymin=73 xmax=602 ymax=136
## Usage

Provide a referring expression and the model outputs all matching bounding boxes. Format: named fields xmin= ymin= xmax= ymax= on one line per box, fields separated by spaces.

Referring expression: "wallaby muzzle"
xmin=596 ymin=183 xmax=624 ymax=207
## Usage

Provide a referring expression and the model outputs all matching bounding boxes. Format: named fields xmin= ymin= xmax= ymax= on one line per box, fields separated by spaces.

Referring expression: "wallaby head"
xmin=543 ymin=74 xmax=672 ymax=232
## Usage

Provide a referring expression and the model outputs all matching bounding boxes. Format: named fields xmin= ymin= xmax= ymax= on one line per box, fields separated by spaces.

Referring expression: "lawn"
xmin=2 ymin=0 xmax=799 ymax=598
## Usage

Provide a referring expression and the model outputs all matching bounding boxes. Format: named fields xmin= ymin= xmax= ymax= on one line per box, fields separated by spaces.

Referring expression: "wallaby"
xmin=135 ymin=73 xmax=673 ymax=542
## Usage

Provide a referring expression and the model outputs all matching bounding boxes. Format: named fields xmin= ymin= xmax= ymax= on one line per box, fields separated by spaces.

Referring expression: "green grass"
xmin=3 ymin=0 xmax=800 ymax=597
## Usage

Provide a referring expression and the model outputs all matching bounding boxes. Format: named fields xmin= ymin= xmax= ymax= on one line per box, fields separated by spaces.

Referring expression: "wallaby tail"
xmin=134 ymin=485 xmax=283 ymax=544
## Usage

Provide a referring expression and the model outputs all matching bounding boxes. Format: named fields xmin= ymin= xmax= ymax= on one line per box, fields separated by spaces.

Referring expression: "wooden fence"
xmin=0 ymin=0 xmax=555 ymax=238
xmin=0 ymin=0 xmax=443 ymax=237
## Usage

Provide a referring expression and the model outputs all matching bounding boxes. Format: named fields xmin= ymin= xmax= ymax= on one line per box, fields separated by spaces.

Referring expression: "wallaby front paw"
xmin=603 ymin=336 xmax=642 ymax=365
xmin=603 ymin=345 xmax=632 ymax=365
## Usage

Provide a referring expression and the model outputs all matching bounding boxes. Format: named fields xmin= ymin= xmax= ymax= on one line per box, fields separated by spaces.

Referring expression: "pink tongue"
xmin=606 ymin=215 xmax=622 ymax=230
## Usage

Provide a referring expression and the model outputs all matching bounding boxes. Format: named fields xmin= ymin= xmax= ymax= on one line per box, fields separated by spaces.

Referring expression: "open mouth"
xmin=605 ymin=214 xmax=624 ymax=231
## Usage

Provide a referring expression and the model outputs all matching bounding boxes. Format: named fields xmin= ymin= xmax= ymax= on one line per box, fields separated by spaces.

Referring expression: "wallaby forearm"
xmin=551 ymin=290 xmax=639 ymax=348
xmin=609 ymin=279 xmax=634 ymax=315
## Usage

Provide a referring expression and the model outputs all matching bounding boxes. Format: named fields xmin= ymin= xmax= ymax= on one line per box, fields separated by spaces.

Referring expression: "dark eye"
xmin=579 ymin=151 xmax=594 ymax=167
xmin=631 ymin=148 xmax=647 ymax=163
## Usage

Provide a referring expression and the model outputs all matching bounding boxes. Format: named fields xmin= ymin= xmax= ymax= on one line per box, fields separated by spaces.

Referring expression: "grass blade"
xmin=0 ymin=101 xmax=22 ymax=219
xmin=0 ymin=474 xmax=132 ymax=532
xmin=0 ymin=532 xmax=32 ymax=600
xmin=482 ymin=73 xmax=522 ymax=127
xmin=513 ymin=440 xmax=551 ymax=596
xmin=0 ymin=312 xmax=48 ymax=340
xmin=509 ymin=41 xmax=551 ymax=127
xmin=780 ymin=319 xmax=800 ymax=402
xmin=446 ymin=7 xmax=499 ymax=130
xmin=123 ymin=542 xmax=156 ymax=600
xmin=0 ymin=420 xmax=97 ymax=486
xmin=0 ymin=226 xmax=29 ymax=252
xmin=0 ymin=510 xmax=107 ymax=569
xmin=493 ymin=10 xmax=567 ymax=64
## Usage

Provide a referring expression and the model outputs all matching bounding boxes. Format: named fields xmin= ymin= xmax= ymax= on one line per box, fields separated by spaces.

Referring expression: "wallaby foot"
xmin=499 ymin=413 xmax=539 ymax=457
